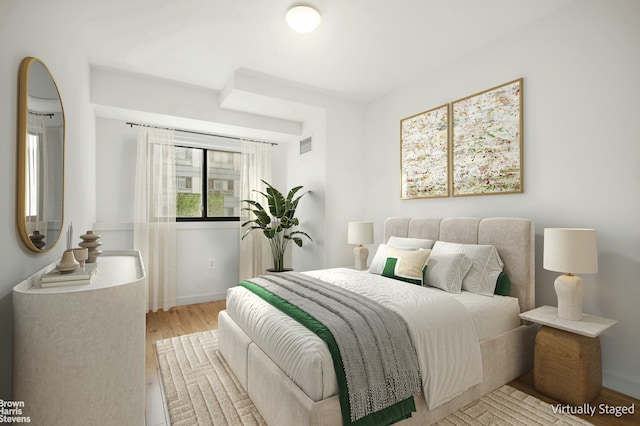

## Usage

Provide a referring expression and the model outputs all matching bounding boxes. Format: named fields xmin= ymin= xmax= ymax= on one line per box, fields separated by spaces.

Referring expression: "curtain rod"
xmin=29 ymin=111 xmax=55 ymax=118
xmin=125 ymin=121 xmax=278 ymax=146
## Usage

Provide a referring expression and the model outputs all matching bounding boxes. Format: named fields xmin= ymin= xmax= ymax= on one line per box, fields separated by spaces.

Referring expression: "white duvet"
xmin=226 ymin=268 xmax=486 ymax=410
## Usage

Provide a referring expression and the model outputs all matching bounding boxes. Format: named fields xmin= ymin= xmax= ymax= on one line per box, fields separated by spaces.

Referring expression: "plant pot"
xmin=266 ymin=268 xmax=293 ymax=274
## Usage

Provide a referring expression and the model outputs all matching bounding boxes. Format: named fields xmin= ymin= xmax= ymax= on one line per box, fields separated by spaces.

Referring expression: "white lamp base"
xmin=554 ymin=274 xmax=585 ymax=321
xmin=353 ymin=245 xmax=369 ymax=270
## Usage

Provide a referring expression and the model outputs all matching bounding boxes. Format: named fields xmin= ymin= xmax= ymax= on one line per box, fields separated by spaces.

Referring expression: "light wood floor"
xmin=146 ymin=301 xmax=638 ymax=426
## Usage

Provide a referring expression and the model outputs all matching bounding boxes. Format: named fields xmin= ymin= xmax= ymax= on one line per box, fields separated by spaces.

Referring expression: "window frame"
xmin=175 ymin=144 xmax=240 ymax=223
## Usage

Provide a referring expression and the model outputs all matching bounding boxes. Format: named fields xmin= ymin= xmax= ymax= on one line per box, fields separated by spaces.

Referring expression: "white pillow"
xmin=368 ymin=244 xmax=390 ymax=274
xmin=386 ymin=237 xmax=435 ymax=250
xmin=431 ymin=241 xmax=504 ymax=296
xmin=424 ymin=252 xmax=472 ymax=293
xmin=369 ymin=238 xmax=435 ymax=275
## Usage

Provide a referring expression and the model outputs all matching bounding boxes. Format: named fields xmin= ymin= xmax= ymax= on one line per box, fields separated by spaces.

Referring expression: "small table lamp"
xmin=543 ymin=228 xmax=598 ymax=321
xmin=348 ymin=221 xmax=374 ymax=270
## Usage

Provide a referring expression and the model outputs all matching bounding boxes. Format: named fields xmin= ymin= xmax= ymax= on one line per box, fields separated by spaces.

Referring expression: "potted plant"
xmin=241 ymin=180 xmax=312 ymax=272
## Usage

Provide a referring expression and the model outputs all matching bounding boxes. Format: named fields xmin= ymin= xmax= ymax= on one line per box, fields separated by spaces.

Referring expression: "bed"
xmin=218 ymin=217 xmax=537 ymax=425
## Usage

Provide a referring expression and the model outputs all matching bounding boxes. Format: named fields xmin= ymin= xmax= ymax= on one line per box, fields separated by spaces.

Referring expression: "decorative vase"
xmin=79 ymin=230 xmax=102 ymax=263
xmin=30 ymin=231 xmax=46 ymax=249
xmin=72 ymin=247 xmax=89 ymax=267
xmin=266 ymin=268 xmax=294 ymax=274
xmin=56 ymin=249 xmax=80 ymax=273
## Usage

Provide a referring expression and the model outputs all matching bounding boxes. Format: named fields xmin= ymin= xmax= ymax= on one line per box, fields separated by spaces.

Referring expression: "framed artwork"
xmin=400 ymin=104 xmax=449 ymax=199
xmin=451 ymin=78 xmax=523 ymax=196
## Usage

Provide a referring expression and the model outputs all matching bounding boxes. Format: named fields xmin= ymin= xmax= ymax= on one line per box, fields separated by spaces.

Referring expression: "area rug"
xmin=156 ymin=330 xmax=592 ymax=426
xmin=433 ymin=385 xmax=592 ymax=425
xmin=155 ymin=330 xmax=266 ymax=425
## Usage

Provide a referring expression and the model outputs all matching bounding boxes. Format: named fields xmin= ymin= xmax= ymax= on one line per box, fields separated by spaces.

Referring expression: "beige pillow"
xmin=383 ymin=246 xmax=431 ymax=284
xmin=369 ymin=238 xmax=434 ymax=275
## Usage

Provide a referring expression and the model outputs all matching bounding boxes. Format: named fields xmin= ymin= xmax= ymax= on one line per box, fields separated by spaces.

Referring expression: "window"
xmin=26 ymin=133 xmax=41 ymax=217
xmin=177 ymin=176 xmax=192 ymax=191
xmin=175 ymin=145 xmax=241 ymax=221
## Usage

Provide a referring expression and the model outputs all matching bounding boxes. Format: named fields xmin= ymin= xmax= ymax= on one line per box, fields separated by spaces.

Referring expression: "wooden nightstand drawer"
xmin=534 ymin=325 xmax=602 ymax=405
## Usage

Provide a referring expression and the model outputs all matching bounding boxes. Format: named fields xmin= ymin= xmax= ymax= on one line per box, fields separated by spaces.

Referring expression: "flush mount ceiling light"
xmin=286 ymin=5 xmax=321 ymax=33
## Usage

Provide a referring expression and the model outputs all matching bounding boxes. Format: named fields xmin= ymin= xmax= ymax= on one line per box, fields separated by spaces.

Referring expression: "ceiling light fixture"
xmin=285 ymin=5 xmax=321 ymax=33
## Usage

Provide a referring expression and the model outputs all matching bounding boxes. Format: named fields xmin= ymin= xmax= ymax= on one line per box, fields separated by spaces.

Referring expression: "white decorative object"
xmin=543 ymin=228 xmax=598 ymax=321
xmin=13 ymin=250 xmax=146 ymax=425
xmin=55 ymin=224 xmax=80 ymax=272
xmin=79 ymin=230 xmax=102 ymax=263
xmin=348 ymin=221 xmax=373 ymax=270
xmin=285 ymin=5 xmax=321 ymax=33
xmin=72 ymin=247 xmax=88 ymax=266
xmin=56 ymin=249 xmax=79 ymax=273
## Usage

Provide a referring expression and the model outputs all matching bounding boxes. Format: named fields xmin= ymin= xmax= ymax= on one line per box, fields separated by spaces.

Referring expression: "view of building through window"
xmin=175 ymin=146 xmax=240 ymax=220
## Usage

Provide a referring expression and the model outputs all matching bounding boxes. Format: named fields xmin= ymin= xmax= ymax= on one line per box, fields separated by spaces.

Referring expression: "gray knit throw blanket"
xmin=248 ymin=272 xmax=422 ymax=422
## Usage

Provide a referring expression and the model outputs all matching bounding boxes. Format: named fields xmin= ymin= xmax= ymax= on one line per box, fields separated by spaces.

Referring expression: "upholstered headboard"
xmin=384 ymin=217 xmax=535 ymax=312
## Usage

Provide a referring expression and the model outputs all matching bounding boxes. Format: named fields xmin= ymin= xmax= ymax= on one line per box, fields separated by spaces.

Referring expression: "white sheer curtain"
xmin=25 ymin=114 xmax=45 ymax=236
xmin=134 ymin=128 xmax=177 ymax=312
xmin=239 ymin=140 xmax=272 ymax=281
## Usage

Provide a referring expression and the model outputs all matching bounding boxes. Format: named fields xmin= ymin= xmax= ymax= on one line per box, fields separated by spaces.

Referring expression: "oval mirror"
xmin=17 ymin=57 xmax=65 ymax=252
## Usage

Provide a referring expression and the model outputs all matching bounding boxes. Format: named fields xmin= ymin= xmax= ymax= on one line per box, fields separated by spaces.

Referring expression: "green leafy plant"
xmin=176 ymin=193 xmax=201 ymax=217
xmin=241 ymin=180 xmax=312 ymax=272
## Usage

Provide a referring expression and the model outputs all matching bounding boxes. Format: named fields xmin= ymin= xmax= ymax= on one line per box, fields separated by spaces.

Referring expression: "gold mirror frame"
xmin=17 ymin=57 xmax=65 ymax=253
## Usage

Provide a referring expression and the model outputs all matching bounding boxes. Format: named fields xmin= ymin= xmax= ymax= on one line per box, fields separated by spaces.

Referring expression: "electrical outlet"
xmin=208 ymin=258 xmax=215 ymax=269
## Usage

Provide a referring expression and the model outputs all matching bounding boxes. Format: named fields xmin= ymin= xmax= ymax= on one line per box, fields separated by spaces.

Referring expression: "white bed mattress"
xmin=448 ymin=290 xmax=521 ymax=340
xmin=225 ymin=268 xmax=521 ymax=408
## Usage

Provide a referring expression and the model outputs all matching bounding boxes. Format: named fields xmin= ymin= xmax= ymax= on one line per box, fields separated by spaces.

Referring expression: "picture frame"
xmin=400 ymin=104 xmax=449 ymax=199
xmin=451 ymin=78 xmax=523 ymax=196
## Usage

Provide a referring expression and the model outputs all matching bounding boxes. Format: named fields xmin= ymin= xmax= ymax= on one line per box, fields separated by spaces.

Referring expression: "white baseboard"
xmin=176 ymin=292 xmax=227 ymax=307
xmin=603 ymin=370 xmax=640 ymax=400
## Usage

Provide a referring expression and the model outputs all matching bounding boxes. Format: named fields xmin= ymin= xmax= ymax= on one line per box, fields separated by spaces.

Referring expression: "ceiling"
xmin=77 ymin=0 xmax=573 ymax=104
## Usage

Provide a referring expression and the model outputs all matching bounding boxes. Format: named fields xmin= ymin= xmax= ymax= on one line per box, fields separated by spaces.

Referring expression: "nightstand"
xmin=519 ymin=305 xmax=617 ymax=405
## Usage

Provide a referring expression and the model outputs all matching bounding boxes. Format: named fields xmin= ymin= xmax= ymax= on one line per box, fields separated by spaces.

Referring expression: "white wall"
xmin=286 ymin=112 xmax=328 ymax=271
xmin=364 ymin=0 xmax=640 ymax=398
xmin=0 ymin=1 xmax=96 ymax=398
xmin=91 ymin=66 xmax=302 ymax=141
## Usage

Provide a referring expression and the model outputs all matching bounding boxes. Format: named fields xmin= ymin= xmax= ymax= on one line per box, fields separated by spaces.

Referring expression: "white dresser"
xmin=13 ymin=250 xmax=146 ymax=426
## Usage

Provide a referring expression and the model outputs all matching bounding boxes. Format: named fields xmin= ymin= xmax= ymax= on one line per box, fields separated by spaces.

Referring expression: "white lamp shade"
xmin=285 ymin=5 xmax=321 ymax=33
xmin=348 ymin=222 xmax=374 ymax=245
xmin=543 ymin=228 xmax=598 ymax=274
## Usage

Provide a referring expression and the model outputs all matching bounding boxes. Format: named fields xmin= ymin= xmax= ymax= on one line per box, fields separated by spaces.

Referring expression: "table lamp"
xmin=543 ymin=228 xmax=598 ymax=321
xmin=348 ymin=221 xmax=374 ymax=270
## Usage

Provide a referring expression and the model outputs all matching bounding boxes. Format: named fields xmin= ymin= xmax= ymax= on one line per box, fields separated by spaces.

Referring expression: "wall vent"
xmin=299 ymin=136 xmax=312 ymax=154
